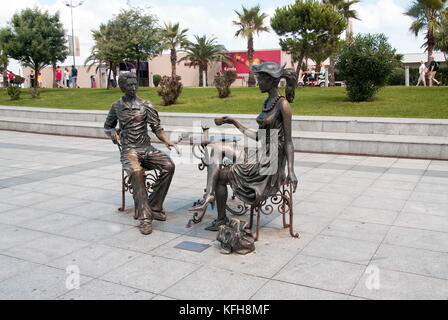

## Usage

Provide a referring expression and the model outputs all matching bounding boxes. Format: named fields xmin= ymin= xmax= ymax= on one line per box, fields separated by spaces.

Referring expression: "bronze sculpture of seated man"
xmin=104 ymin=72 xmax=177 ymax=235
xmin=189 ymin=62 xmax=298 ymax=231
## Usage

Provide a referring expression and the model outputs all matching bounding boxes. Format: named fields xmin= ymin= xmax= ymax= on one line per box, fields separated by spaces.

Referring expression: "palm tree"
xmin=233 ymin=5 xmax=269 ymax=87
xmin=179 ymin=35 xmax=231 ymax=87
xmin=160 ymin=22 xmax=189 ymax=78
xmin=323 ymin=0 xmax=360 ymax=86
xmin=405 ymin=0 xmax=447 ymax=62
xmin=435 ymin=14 xmax=448 ymax=61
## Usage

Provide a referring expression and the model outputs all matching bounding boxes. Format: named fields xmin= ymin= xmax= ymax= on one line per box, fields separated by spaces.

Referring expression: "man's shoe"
xmin=140 ymin=219 xmax=153 ymax=235
xmin=152 ymin=210 xmax=167 ymax=222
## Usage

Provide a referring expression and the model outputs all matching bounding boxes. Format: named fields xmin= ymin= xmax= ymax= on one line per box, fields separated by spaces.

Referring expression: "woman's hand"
xmin=286 ymin=171 xmax=298 ymax=193
xmin=215 ymin=116 xmax=235 ymax=126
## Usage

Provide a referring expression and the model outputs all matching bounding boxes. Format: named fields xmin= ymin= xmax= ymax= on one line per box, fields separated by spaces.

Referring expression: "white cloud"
xmin=352 ymin=0 xmax=426 ymax=53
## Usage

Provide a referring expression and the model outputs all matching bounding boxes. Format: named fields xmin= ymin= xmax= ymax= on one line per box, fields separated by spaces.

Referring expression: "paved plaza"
xmin=0 ymin=130 xmax=447 ymax=300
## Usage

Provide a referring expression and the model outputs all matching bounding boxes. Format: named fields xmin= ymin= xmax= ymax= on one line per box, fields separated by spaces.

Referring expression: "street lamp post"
xmin=64 ymin=0 xmax=84 ymax=67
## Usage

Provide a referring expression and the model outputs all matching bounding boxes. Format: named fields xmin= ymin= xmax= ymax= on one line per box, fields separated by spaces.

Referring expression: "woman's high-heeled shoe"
xmin=189 ymin=195 xmax=215 ymax=212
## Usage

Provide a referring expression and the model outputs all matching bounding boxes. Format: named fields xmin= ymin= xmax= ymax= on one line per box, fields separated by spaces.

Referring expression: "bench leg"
xmin=119 ymin=169 xmax=126 ymax=212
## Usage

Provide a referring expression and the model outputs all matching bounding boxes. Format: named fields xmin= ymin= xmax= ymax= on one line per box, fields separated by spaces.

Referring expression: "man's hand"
xmin=166 ymin=141 xmax=181 ymax=155
xmin=111 ymin=129 xmax=121 ymax=145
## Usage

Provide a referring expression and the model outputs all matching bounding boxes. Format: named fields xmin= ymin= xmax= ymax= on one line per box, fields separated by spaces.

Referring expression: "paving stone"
xmin=352 ymin=268 xmax=448 ymax=300
xmin=0 ymin=207 xmax=53 ymax=225
xmin=50 ymin=244 xmax=141 ymax=278
xmin=0 ymin=265 xmax=92 ymax=300
xmin=351 ymin=196 xmax=406 ymax=212
xmin=267 ymin=214 xmax=333 ymax=234
xmin=322 ymin=219 xmax=390 ymax=243
xmin=301 ymin=235 xmax=379 ymax=265
xmin=58 ymin=220 xmax=132 ymax=242
xmin=338 ymin=206 xmax=399 ymax=225
xmin=21 ymin=213 xmax=89 ymax=234
xmin=385 ymin=226 xmax=448 ymax=252
xmin=101 ymin=254 xmax=199 ymax=294
xmin=293 ymin=201 xmax=346 ymax=218
xmin=402 ymin=201 xmax=448 ymax=217
xmin=208 ymin=229 xmax=314 ymax=278
xmin=4 ymin=234 xmax=89 ymax=265
xmin=163 ymin=266 xmax=268 ymax=300
xmin=362 ymin=187 xmax=412 ymax=200
xmin=370 ymin=179 xmax=417 ymax=191
xmin=0 ymin=224 xmax=46 ymax=251
xmin=99 ymin=228 xmax=180 ymax=254
xmin=409 ymin=191 xmax=448 ymax=204
xmin=274 ymin=255 xmax=365 ymax=294
xmin=0 ymin=255 xmax=40 ymax=282
xmin=394 ymin=212 xmax=448 ymax=233
xmin=59 ymin=279 xmax=155 ymax=300
xmin=251 ymin=280 xmax=352 ymax=300
xmin=372 ymin=244 xmax=448 ymax=279
xmin=306 ymin=191 xmax=356 ymax=206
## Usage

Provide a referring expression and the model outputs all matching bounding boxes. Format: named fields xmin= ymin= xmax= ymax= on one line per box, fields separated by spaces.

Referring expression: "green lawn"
xmin=1 ymin=86 xmax=447 ymax=118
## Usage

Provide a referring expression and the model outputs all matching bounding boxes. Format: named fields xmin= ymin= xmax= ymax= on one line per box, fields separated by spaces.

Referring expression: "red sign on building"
xmin=222 ymin=50 xmax=281 ymax=77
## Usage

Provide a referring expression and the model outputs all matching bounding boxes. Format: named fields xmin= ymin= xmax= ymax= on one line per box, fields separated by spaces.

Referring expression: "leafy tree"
xmin=0 ymin=29 xmax=9 ymax=88
xmin=271 ymin=0 xmax=346 ymax=81
xmin=233 ymin=5 xmax=269 ymax=87
xmin=179 ymin=35 xmax=231 ymax=87
xmin=86 ymin=22 xmax=126 ymax=89
xmin=336 ymin=33 xmax=397 ymax=102
xmin=405 ymin=0 xmax=447 ymax=62
xmin=0 ymin=8 xmax=68 ymax=94
xmin=111 ymin=8 xmax=163 ymax=85
xmin=323 ymin=0 xmax=360 ymax=86
xmin=160 ymin=22 xmax=189 ymax=78
xmin=435 ymin=14 xmax=448 ymax=61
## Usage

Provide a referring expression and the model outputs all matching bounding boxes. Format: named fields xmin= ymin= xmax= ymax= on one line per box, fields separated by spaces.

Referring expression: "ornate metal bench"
xmin=188 ymin=127 xmax=299 ymax=241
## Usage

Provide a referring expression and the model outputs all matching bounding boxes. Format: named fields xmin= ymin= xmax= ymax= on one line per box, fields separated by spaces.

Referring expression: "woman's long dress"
xmin=228 ymin=99 xmax=287 ymax=205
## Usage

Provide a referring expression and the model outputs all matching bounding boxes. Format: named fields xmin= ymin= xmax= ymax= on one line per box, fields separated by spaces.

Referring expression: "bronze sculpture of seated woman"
xmin=189 ymin=62 xmax=298 ymax=231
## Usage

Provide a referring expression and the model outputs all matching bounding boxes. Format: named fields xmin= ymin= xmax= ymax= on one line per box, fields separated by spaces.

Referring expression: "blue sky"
xmin=2 ymin=1 xmax=428 ymax=73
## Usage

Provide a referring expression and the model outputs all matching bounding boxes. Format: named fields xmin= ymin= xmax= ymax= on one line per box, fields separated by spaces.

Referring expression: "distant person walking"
xmin=416 ymin=60 xmax=427 ymax=87
xmin=7 ymin=71 xmax=14 ymax=85
xmin=109 ymin=69 xmax=117 ymax=88
xmin=64 ymin=68 xmax=70 ymax=88
xmin=90 ymin=75 xmax=97 ymax=88
xmin=29 ymin=70 xmax=35 ymax=88
xmin=71 ymin=65 xmax=78 ymax=88
xmin=428 ymin=56 xmax=440 ymax=87
xmin=55 ymin=66 xmax=63 ymax=88
xmin=38 ymin=72 xmax=43 ymax=88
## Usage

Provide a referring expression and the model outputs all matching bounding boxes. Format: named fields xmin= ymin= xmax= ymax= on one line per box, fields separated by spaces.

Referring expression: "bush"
xmin=12 ymin=75 xmax=25 ymax=85
xmin=7 ymin=86 xmax=21 ymax=100
xmin=214 ymin=71 xmax=237 ymax=98
xmin=157 ymin=76 xmax=183 ymax=106
xmin=153 ymin=74 xmax=162 ymax=87
xmin=336 ymin=33 xmax=397 ymax=101
xmin=388 ymin=68 xmax=405 ymax=86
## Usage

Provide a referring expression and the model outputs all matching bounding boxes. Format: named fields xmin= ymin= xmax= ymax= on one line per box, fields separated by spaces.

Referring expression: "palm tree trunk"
xmin=247 ymin=36 xmax=256 ymax=87
xmin=171 ymin=48 xmax=177 ymax=78
xmin=199 ymin=65 xmax=204 ymax=87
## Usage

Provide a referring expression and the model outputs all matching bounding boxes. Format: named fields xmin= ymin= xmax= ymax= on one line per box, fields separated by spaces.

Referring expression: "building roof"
xmin=402 ymin=52 xmax=446 ymax=64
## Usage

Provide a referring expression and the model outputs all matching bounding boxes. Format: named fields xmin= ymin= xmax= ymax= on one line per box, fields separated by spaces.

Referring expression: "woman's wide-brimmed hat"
xmin=250 ymin=62 xmax=285 ymax=79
